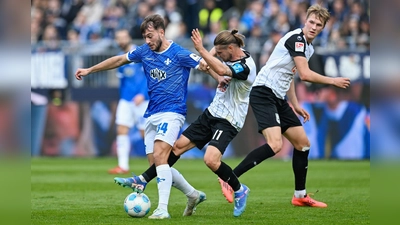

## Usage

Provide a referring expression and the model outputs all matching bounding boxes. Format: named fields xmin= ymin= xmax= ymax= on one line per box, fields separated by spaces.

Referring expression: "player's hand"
xmin=333 ymin=77 xmax=350 ymax=89
xmin=217 ymin=76 xmax=231 ymax=92
xmin=199 ymin=59 xmax=210 ymax=71
xmin=75 ymin=68 xmax=91 ymax=80
xmin=294 ymin=107 xmax=310 ymax=123
xmin=191 ymin=28 xmax=206 ymax=52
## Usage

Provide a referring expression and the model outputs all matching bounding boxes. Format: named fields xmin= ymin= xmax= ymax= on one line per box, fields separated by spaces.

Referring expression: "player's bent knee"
xmin=203 ymin=156 xmax=218 ymax=171
xmin=268 ymin=142 xmax=282 ymax=154
xmin=293 ymin=139 xmax=310 ymax=151
xmin=294 ymin=145 xmax=311 ymax=151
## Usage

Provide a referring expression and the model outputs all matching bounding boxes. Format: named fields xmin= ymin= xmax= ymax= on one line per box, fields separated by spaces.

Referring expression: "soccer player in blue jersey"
xmin=75 ymin=14 xmax=209 ymax=219
xmin=115 ymin=28 xmax=257 ymax=217
xmin=108 ymin=29 xmax=150 ymax=175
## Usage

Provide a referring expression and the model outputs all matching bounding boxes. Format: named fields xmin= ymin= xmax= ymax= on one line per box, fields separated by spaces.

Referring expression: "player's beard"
xmin=153 ymin=36 xmax=163 ymax=52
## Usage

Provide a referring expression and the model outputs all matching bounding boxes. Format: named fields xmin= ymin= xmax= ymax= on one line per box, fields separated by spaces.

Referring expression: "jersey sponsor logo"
xmin=189 ymin=53 xmax=201 ymax=62
xmin=150 ymin=68 xmax=167 ymax=81
xmin=231 ymin=63 xmax=244 ymax=73
xmin=164 ymin=58 xmax=172 ymax=65
xmin=295 ymin=42 xmax=304 ymax=52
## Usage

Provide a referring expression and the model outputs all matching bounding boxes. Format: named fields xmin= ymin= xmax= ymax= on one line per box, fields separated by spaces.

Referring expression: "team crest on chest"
xmin=164 ymin=58 xmax=172 ymax=65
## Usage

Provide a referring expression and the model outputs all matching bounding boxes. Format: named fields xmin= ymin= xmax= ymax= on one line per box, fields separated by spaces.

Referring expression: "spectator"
xmin=164 ymin=0 xmax=183 ymax=40
xmin=129 ymin=1 xmax=152 ymax=39
xmin=259 ymin=29 xmax=282 ymax=66
xmin=240 ymin=0 xmax=265 ymax=36
xmin=198 ymin=0 xmax=223 ymax=36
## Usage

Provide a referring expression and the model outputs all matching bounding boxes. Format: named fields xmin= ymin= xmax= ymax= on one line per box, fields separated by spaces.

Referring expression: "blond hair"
xmin=306 ymin=4 xmax=330 ymax=27
xmin=213 ymin=29 xmax=245 ymax=48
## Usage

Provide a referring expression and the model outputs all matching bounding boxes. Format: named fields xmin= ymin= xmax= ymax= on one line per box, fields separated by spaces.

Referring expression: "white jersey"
xmin=208 ymin=50 xmax=257 ymax=131
xmin=253 ymin=28 xmax=314 ymax=99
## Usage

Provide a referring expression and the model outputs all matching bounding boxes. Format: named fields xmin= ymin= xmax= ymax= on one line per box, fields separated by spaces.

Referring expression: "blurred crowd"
xmin=31 ymin=0 xmax=370 ymax=57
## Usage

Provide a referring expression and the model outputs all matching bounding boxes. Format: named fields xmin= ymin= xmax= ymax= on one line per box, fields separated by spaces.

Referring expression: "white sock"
xmin=116 ymin=135 xmax=130 ymax=170
xmin=294 ymin=190 xmax=306 ymax=198
xmin=171 ymin=167 xmax=197 ymax=198
xmin=235 ymin=184 xmax=244 ymax=193
xmin=156 ymin=164 xmax=172 ymax=211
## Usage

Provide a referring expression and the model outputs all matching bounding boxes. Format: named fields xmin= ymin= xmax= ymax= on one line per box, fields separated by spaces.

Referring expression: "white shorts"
xmin=144 ymin=112 xmax=185 ymax=155
xmin=115 ymin=99 xmax=149 ymax=130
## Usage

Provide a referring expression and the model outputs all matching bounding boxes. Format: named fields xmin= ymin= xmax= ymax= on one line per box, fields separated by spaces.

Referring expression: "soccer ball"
xmin=124 ymin=192 xmax=151 ymax=218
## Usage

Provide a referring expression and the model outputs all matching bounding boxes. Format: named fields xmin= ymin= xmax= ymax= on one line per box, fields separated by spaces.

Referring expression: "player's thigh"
xmin=208 ymin=119 xmax=238 ymax=155
xmin=278 ymin=100 xmax=302 ymax=133
xmin=181 ymin=110 xmax=213 ymax=151
xmin=144 ymin=120 xmax=156 ymax=155
xmin=283 ymin=126 xmax=310 ymax=150
xmin=173 ymin=134 xmax=196 ymax=156
xmin=115 ymin=99 xmax=135 ymax=127
xmin=150 ymin=112 xmax=185 ymax=150
xmin=250 ymin=86 xmax=280 ymax=133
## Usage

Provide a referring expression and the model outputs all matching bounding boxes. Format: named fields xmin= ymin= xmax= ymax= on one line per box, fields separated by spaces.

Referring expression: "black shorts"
xmin=182 ymin=109 xmax=238 ymax=155
xmin=250 ymin=86 xmax=302 ymax=134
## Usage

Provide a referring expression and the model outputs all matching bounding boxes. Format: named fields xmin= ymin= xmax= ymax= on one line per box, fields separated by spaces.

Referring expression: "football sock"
xmin=142 ymin=151 xmax=180 ymax=182
xmin=214 ymin=161 xmax=241 ymax=192
xmin=138 ymin=175 xmax=147 ymax=183
xmin=292 ymin=149 xmax=309 ymax=191
xmin=170 ymin=167 xmax=197 ymax=198
xmin=294 ymin=190 xmax=307 ymax=198
xmin=235 ymin=184 xmax=244 ymax=193
xmin=156 ymin=164 xmax=172 ymax=211
xmin=233 ymin=143 xmax=275 ymax=177
xmin=116 ymin=135 xmax=130 ymax=170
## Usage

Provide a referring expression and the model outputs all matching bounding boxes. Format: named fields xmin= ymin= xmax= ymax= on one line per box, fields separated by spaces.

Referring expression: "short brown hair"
xmin=213 ymin=29 xmax=245 ymax=48
xmin=140 ymin=14 xmax=166 ymax=34
xmin=306 ymin=4 xmax=330 ymax=27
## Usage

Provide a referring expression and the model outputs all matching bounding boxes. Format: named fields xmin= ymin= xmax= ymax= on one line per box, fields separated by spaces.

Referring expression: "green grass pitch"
xmin=31 ymin=157 xmax=369 ymax=224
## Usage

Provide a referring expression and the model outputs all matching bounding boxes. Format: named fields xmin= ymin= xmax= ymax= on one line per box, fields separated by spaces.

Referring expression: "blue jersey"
xmin=126 ymin=41 xmax=201 ymax=118
xmin=117 ymin=46 xmax=149 ymax=101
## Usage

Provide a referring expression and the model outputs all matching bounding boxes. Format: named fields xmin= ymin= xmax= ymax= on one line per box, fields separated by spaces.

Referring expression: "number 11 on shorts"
xmin=212 ymin=129 xmax=223 ymax=140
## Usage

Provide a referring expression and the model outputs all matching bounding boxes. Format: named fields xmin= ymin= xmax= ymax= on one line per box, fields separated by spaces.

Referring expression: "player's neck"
xmin=231 ymin=48 xmax=246 ymax=61
xmin=157 ymin=39 xmax=171 ymax=52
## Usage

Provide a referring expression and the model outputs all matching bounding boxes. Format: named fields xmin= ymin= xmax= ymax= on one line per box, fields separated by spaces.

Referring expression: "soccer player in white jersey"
xmin=218 ymin=4 xmax=351 ymax=208
xmin=75 ymin=14 xmax=209 ymax=219
xmin=115 ymin=28 xmax=257 ymax=217
xmin=108 ymin=29 xmax=150 ymax=175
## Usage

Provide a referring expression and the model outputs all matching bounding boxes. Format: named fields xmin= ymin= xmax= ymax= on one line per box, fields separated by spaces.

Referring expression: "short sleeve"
xmin=126 ymin=46 xmax=144 ymax=63
xmin=177 ymin=50 xmax=202 ymax=68
xmin=284 ymin=34 xmax=306 ymax=58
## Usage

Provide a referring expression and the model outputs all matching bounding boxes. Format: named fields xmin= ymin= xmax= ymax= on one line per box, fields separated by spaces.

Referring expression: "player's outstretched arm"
xmin=294 ymin=56 xmax=350 ymax=89
xmin=191 ymin=28 xmax=232 ymax=77
xmin=75 ymin=54 xmax=129 ymax=80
